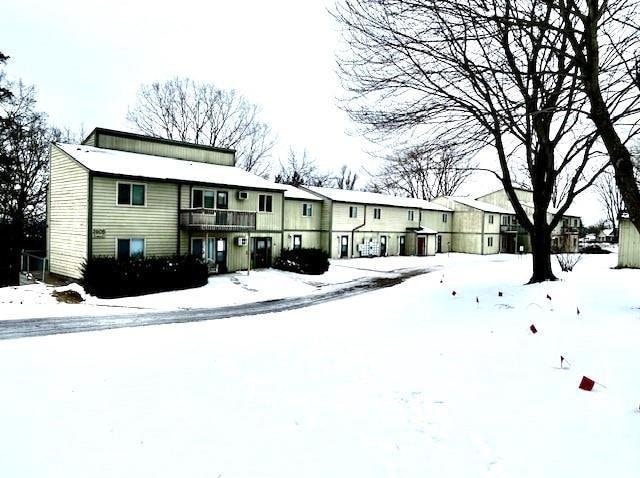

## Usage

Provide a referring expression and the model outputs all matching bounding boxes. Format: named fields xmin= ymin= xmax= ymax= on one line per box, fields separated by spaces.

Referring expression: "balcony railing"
xmin=180 ymin=208 xmax=256 ymax=231
xmin=562 ymin=226 xmax=580 ymax=234
xmin=500 ymin=224 xmax=526 ymax=233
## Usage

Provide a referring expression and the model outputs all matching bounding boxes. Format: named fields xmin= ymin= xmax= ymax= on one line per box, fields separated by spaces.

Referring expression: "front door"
xmin=340 ymin=235 xmax=349 ymax=258
xmin=380 ymin=236 xmax=387 ymax=256
xmin=417 ymin=236 xmax=426 ymax=256
xmin=399 ymin=236 xmax=405 ymax=256
xmin=215 ymin=238 xmax=227 ymax=273
xmin=437 ymin=235 xmax=442 ymax=253
xmin=253 ymin=237 xmax=272 ymax=268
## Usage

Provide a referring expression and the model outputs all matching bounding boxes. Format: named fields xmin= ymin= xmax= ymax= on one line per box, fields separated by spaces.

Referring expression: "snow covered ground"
xmin=0 ymin=252 xmax=639 ymax=477
xmin=0 ymin=256 xmax=435 ymax=320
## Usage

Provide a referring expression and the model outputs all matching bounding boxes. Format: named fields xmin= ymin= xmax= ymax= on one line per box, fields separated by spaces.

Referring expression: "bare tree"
xmin=334 ymin=0 xmax=608 ymax=282
xmin=275 ymin=147 xmax=331 ymax=187
xmin=369 ymin=143 xmax=472 ymax=200
xmin=335 ymin=164 xmax=358 ymax=189
xmin=0 ymin=81 xmax=51 ymax=285
xmin=594 ymin=168 xmax=625 ymax=228
xmin=543 ymin=0 xmax=640 ymax=238
xmin=127 ymin=78 xmax=276 ymax=176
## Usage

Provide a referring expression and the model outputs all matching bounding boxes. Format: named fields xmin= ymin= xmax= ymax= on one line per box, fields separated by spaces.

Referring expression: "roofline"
xmin=83 ymin=127 xmax=237 ymax=155
xmin=301 ymin=186 xmax=452 ymax=212
xmin=435 ymin=196 xmax=507 ymax=214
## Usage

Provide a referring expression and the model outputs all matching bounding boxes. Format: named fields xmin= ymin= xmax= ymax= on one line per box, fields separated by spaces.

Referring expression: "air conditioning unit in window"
xmin=236 ymin=236 xmax=248 ymax=246
xmin=237 ymin=191 xmax=248 ymax=200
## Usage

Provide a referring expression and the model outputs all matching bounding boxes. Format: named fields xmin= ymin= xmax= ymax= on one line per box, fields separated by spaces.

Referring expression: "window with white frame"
xmin=216 ymin=191 xmax=229 ymax=209
xmin=117 ymin=238 xmax=144 ymax=260
xmin=117 ymin=183 xmax=146 ymax=206
xmin=302 ymin=203 xmax=313 ymax=216
xmin=442 ymin=213 xmax=447 ymax=223
xmin=259 ymin=194 xmax=273 ymax=212
xmin=349 ymin=206 xmax=358 ymax=218
xmin=487 ymin=237 xmax=494 ymax=247
xmin=488 ymin=214 xmax=494 ymax=224
xmin=192 ymin=188 xmax=215 ymax=209
xmin=373 ymin=208 xmax=381 ymax=219
xmin=408 ymin=210 xmax=415 ymax=221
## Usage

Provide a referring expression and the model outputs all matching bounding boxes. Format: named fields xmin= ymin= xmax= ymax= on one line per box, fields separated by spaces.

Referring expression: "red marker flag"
xmin=529 ymin=324 xmax=538 ymax=334
xmin=579 ymin=376 xmax=595 ymax=391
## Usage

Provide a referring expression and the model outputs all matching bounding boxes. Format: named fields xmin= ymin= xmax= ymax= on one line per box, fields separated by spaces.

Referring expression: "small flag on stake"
xmin=579 ymin=376 xmax=596 ymax=391
xmin=498 ymin=291 xmax=503 ymax=297
xmin=476 ymin=296 xmax=479 ymax=304
xmin=452 ymin=290 xmax=457 ymax=296
xmin=577 ymin=307 xmax=580 ymax=316
xmin=560 ymin=355 xmax=571 ymax=368
xmin=546 ymin=294 xmax=552 ymax=301
xmin=529 ymin=324 xmax=538 ymax=334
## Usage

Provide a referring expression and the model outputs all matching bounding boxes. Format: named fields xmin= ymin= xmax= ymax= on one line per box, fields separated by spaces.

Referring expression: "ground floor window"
xmin=487 ymin=237 xmax=494 ymax=247
xmin=117 ymin=238 xmax=144 ymax=260
xmin=293 ymin=235 xmax=302 ymax=249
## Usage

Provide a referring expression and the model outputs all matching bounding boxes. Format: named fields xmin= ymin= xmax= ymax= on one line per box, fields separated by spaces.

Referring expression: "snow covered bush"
xmin=555 ymin=253 xmax=582 ymax=272
xmin=82 ymin=255 xmax=208 ymax=298
xmin=274 ymin=248 xmax=330 ymax=275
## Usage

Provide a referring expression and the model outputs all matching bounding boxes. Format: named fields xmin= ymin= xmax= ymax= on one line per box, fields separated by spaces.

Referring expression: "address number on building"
xmin=92 ymin=228 xmax=106 ymax=239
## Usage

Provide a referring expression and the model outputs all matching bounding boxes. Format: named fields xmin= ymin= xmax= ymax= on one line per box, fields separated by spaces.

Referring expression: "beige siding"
xmin=94 ymin=132 xmax=235 ymax=166
xmin=283 ymin=199 xmax=322 ymax=231
xmin=83 ymin=132 xmax=96 ymax=146
xmin=48 ymin=145 xmax=89 ymax=279
xmin=91 ymin=177 xmax=178 ymax=257
xmin=618 ymin=218 xmax=640 ymax=268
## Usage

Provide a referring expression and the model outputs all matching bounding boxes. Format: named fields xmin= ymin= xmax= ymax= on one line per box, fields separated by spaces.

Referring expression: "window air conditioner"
xmin=236 ymin=236 xmax=248 ymax=246
xmin=237 ymin=191 xmax=248 ymax=200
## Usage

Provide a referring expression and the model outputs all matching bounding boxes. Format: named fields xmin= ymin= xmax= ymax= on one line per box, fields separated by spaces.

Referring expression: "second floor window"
xmin=302 ymin=203 xmax=313 ymax=216
xmin=118 ymin=183 xmax=145 ymax=206
xmin=408 ymin=210 xmax=414 ymax=221
xmin=374 ymin=208 xmax=381 ymax=219
xmin=349 ymin=206 xmax=358 ymax=218
xmin=192 ymin=189 xmax=215 ymax=209
xmin=442 ymin=213 xmax=447 ymax=223
xmin=259 ymin=194 xmax=273 ymax=212
xmin=488 ymin=214 xmax=494 ymax=224
xmin=217 ymin=191 xmax=229 ymax=209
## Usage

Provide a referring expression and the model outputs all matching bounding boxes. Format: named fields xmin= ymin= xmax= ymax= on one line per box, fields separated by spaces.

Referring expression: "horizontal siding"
xmin=48 ymin=145 xmax=89 ymax=279
xmin=96 ymin=133 xmax=235 ymax=166
xmin=618 ymin=218 xmax=640 ymax=267
xmin=282 ymin=231 xmax=322 ymax=250
xmin=91 ymin=177 xmax=178 ymax=257
xmin=283 ymin=199 xmax=321 ymax=231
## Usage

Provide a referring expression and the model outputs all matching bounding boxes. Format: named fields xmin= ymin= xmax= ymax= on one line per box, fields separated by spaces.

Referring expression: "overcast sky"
xmin=1 ymin=0 xmax=603 ymax=224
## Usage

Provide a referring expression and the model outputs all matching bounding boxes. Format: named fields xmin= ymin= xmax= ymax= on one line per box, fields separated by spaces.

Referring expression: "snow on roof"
xmin=304 ymin=186 xmax=452 ymax=211
xmin=56 ymin=143 xmax=285 ymax=192
xmin=443 ymin=196 xmax=512 ymax=214
xmin=416 ymin=227 xmax=438 ymax=234
xmin=281 ymin=185 xmax=323 ymax=201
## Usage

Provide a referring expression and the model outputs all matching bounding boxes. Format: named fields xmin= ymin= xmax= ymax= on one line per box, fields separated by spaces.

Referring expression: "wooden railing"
xmin=180 ymin=208 xmax=256 ymax=231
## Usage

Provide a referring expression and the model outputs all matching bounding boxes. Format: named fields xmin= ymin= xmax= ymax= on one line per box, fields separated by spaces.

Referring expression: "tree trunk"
xmin=528 ymin=206 xmax=557 ymax=283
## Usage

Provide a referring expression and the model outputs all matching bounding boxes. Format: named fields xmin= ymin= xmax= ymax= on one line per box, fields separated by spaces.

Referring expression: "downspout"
xmin=176 ymin=184 xmax=181 ymax=255
xmin=351 ymin=204 xmax=367 ymax=257
xmin=481 ymin=210 xmax=485 ymax=255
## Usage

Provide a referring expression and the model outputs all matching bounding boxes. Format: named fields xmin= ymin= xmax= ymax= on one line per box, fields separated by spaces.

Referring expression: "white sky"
xmin=1 ymin=0 xmax=604 ymax=224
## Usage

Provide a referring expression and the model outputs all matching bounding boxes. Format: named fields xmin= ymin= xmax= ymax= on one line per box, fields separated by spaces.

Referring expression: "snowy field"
xmin=1 ymin=252 xmax=639 ymax=477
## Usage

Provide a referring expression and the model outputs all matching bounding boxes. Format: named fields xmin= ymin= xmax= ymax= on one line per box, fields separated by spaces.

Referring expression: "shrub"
xmin=82 ymin=255 xmax=208 ymax=298
xmin=274 ymin=248 xmax=330 ymax=275
xmin=555 ymin=253 xmax=582 ymax=272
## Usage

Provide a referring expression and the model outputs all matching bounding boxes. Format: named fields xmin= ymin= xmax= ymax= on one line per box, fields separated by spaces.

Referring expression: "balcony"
xmin=562 ymin=226 xmax=580 ymax=234
xmin=180 ymin=208 xmax=256 ymax=232
xmin=500 ymin=224 xmax=526 ymax=234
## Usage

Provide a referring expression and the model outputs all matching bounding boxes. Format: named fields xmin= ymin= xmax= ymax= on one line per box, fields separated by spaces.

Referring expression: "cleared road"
xmin=0 ymin=268 xmax=434 ymax=340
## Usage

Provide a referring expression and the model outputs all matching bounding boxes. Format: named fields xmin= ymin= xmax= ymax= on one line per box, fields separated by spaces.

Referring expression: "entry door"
xmin=380 ymin=236 xmax=387 ymax=256
xmin=340 ymin=235 xmax=349 ymax=258
xmin=417 ymin=236 xmax=426 ymax=256
xmin=215 ymin=238 xmax=227 ymax=272
xmin=399 ymin=236 xmax=405 ymax=256
xmin=437 ymin=235 xmax=442 ymax=253
xmin=191 ymin=238 xmax=205 ymax=259
xmin=253 ymin=237 xmax=272 ymax=268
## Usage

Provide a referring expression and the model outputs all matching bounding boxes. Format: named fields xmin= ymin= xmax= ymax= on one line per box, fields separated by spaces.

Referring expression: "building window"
xmin=488 ymin=214 xmax=494 ymax=224
xmin=349 ymin=206 xmax=358 ymax=218
xmin=217 ymin=191 xmax=229 ymax=209
xmin=293 ymin=235 xmax=302 ymax=250
xmin=442 ymin=213 xmax=447 ymax=223
xmin=488 ymin=237 xmax=494 ymax=247
xmin=302 ymin=203 xmax=313 ymax=216
xmin=117 ymin=183 xmax=146 ymax=206
xmin=374 ymin=208 xmax=381 ymax=219
xmin=408 ymin=210 xmax=414 ymax=221
xmin=117 ymin=238 xmax=144 ymax=260
xmin=192 ymin=189 xmax=215 ymax=209
xmin=259 ymin=194 xmax=273 ymax=212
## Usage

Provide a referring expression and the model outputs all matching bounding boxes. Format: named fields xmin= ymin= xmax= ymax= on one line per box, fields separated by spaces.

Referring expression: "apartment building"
xmin=618 ymin=213 xmax=640 ymax=268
